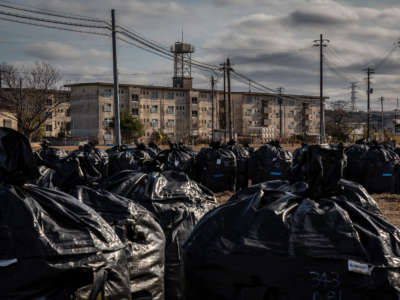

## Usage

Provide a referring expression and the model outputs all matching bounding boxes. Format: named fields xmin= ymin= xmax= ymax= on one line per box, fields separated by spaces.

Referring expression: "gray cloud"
xmin=23 ymin=42 xmax=110 ymax=61
xmin=3 ymin=0 xmax=400 ymax=109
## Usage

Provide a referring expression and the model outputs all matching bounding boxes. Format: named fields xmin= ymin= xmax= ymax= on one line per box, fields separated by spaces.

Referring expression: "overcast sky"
xmin=1 ymin=0 xmax=400 ymax=111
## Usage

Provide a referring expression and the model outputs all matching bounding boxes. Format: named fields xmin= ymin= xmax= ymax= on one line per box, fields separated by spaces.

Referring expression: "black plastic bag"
xmin=34 ymin=146 xmax=68 ymax=169
xmin=72 ymin=143 xmax=109 ymax=182
xmin=35 ymin=155 xmax=87 ymax=189
xmin=108 ymin=150 xmax=141 ymax=176
xmin=344 ymin=143 xmax=369 ymax=185
xmin=183 ymin=146 xmax=400 ymax=300
xmin=147 ymin=142 xmax=161 ymax=158
xmin=0 ymin=127 xmax=39 ymax=184
xmin=250 ymin=141 xmax=292 ymax=184
xmin=195 ymin=143 xmax=237 ymax=192
xmin=0 ymin=184 xmax=131 ymax=300
xmin=71 ymin=186 xmax=166 ymax=300
xmin=224 ymin=141 xmax=250 ymax=190
xmin=101 ymin=170 xmax=217 ymax=300
xmin=0 ymin=128 xmax=131 ymax=299
xmin=156 ymin=143 xmax=195 ymax=176
xmin=360 ymin=143 xmax=400 ymax=194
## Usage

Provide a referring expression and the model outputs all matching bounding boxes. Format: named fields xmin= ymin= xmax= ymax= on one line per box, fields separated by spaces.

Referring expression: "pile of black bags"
xmin=183 ymin=144 xmax=400 ymax=299
xmin=0 ymin=128 xmax=131 ymax=299
xmin=100 ymin=170 xmax=218 ymax=300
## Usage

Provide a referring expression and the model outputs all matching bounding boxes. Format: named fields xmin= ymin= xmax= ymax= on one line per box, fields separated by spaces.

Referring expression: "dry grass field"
xmin=374 ymin=194 xmax=400 ymax=227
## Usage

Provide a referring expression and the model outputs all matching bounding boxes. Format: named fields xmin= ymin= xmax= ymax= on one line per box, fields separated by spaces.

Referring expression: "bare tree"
xmin=0 ymin=61 xmax=62 ymax=140
xmin=326 ymin=101 xmax=352 ymax=142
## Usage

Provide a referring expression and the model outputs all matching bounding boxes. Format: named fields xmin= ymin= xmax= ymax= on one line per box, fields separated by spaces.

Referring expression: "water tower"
xmin=170 ymin=42 xmax=194 ymax=89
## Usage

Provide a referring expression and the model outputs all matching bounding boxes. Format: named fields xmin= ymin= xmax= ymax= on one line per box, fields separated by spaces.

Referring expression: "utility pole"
xmin=211 ymin=75 xmax=215 ymax=142
xmin=277 ymin=87 xmax=284 ymax=139
xmin=226 ymin=58 xmax=233 ymax=141
xmin=350 ymin=82 xmax=358 ymax=112
xmin=380 ymin=96 xmax=384 ymax=141
xmin=0 ymin=66 xmax=2 ymax=89
xmin=111 ymin=9 xmax=121 ymax=146
xmin=363 ymin=67 xmax=375 ymax=140
xmin=221 ymin=62 xmax=227 ymax=142
xmin=396 ymin=97 xmax=399 ymax=136
xmin=313 ymin=34 xmax=329 ymax=144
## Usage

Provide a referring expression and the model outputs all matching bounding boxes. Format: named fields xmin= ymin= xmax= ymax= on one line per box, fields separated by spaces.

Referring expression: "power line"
xmin=0 ymin=0 xmax=106 ymax=22
xmin=0 ymin=2 xmax=108 ymax=24
xmin=0 ymin=16 xmax=110 ymax=37
xmin=374 ymin=42 xmax=398 ymax=71
xmin=0 ymin=9 xmax=111 ymax=29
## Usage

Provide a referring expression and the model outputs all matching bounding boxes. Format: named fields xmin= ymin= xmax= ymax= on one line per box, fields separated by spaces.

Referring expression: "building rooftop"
xmin=64 ymin=82 xmax=323 ymax=101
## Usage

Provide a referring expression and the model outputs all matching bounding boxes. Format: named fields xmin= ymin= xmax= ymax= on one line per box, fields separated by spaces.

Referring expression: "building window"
xmin=288 ymin=111 xmax=294 ymax=117
xmin=3 ymin=119 xmax=11 ymax=128
xmin=132 ymin=108 xmax=139 ymax=116
xmin=151 ymin=119 xmax=159 ymax=128
xmin=200 ymin=92 xmax=208 ymax=98
xmin=192 ymin=97 xmax=198 ymax=104
xmin=103 ymin=103 xmax=112 ymax=112
xmin=47 ymin=99 xmax=52 ymax=105
xmin=132 ymin=94 xmax=139 ymax=101
xmin=192 ymin=110 xmax=198 ymax=117
xmin=151 ymin=91 xmax=158 ymax=99
xmin=167 ymin=106 xmax=174 ymax=114
xmin=46 ymin=112 xmax=52 ymax=119
xmin=246 ymin=109 xmax=252 ymax=116
xmin=46 ymin=125 xmax=52 ymax=132
xmin=276 ymin=113 xmax=279 ymax=118
xmin=167 ymin=92 xmax=174 ymax=99
xmin=151 ymin=105 xmax=158 ymax=113
xmin=103 ymin=118 xmax=113 ymax=129
xmin=208 ymin=120 xmax=212 ymax=128
xmin=167 ymin=119 xmax=175 ymax=128
xmin=104 ymin=89 xmax=112 ymax=97
xmin=104 ymin=133 xmax=112 ymax=141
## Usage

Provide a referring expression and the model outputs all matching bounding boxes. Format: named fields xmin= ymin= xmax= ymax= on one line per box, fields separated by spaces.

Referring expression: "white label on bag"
xmin=216 ymin=159 xmax=221 ymax=165
xmin=348 ymin=260 xmax=372 ymax=275
xmin=175 ymin=160 xmax=179 ymax=166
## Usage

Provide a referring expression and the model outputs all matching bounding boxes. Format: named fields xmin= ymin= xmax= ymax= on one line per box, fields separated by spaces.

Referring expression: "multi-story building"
xmin=0 ymin=111 xmax=17 ymax=130
xmin=43 ymin=91 xmax=71 ymax=138
xmin=0 ymin=89 xmax=71 ymax=137
xmin=66 ymin=82 xmax=322 ymax=144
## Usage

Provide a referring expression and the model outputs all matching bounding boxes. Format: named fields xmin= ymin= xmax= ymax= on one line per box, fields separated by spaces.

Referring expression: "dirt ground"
xmin=215 ymin=192 xmax=400 ymax=228
xmin=374 ymin=194 xmax=400 ymax=227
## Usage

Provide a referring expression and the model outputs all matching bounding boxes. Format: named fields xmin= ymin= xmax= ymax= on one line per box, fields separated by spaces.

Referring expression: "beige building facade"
xmin=0 ymin=111 xmax=17 ymax=130
xmin=66 ymin=82 xmax=321 ymax=145
xmin=44 ymin=91 xmax=71 ymax=138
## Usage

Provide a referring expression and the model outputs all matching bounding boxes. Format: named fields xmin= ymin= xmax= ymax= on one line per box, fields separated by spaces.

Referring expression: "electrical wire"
xmin=0 ymin=16 xmax=110 ymax=37
xmin=0 ymin=0 xmax=106 ymax=22
xmin=0 ymin=2 xmax=108 ymax=24
xmin=0 ymin=9 xmax=111 ymax=29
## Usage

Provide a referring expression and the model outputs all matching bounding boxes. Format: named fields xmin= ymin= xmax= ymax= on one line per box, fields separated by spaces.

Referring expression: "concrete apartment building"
xmin=0 ymin=89 xmax=71 ymax=138
xmin=44 ymin=91 xmax=71 ymax=138
xmin=0 ymin=111 xmax=17 ymax=130
xmin=66 ymin=82 xmax=321 ymax=145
